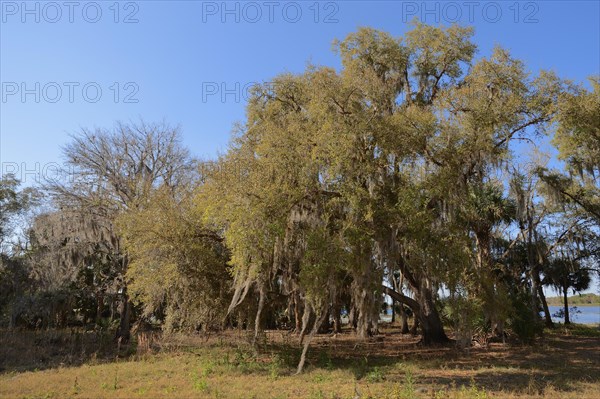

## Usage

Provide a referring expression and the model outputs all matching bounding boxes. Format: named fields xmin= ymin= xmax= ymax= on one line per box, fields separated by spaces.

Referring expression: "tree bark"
xmin=353 ymin=276 xmax=372 ymax=339
xmin=253 ymin=284 xmax=266 ymax=346
xmin=96 ymin=291 xmax=104 ymax=325
xmin=382 ymin=284 xmax=448 ymax=343
xmin=410 ymin=317 xmax=419 ymax=335
xmin=293 ymin=292 xmax=302 ymax=332
xmin=299 ymin=301 xmax=312 ymax=344
xmin=331 ymin=295 xmax=342 ymax=334
xmin=116 ymin=288 xmax=131 ymax=343
xmin=537 ymin=286 xmax=554 ymax=328
xmin=395 ymin=273 xmax=409 ymax=333
xmin=527 ymin=225 xmax=543 ymax=326
xmin=348 ymin=305 xmax=357 ymax=330
xmin=417 ymin=292 xmax=448 ymax=344
xmin=563 ymin=285 xmax=570 ymax=324
xmin=400 ymin=306 xmax=409 ymax=334
xmin=391 ymin=273 xmax=399 ymax=324
xmin=296 ymin=308 xmax=327 ymax=374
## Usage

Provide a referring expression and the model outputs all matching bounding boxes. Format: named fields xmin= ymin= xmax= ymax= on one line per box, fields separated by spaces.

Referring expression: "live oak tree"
xmin=541 ymin=77 xmax=600 ymax=225
xmin=196 ymin=22 xmax=569 ymax=371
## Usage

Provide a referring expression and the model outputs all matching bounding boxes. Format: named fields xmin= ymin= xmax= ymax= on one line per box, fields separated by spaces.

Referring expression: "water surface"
xmin=547 ymin=305 xmax=600 ymax=325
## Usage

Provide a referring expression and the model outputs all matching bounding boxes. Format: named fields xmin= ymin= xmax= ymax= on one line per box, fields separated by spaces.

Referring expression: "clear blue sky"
xmin=1 ymin=1 xmax=598 ymax=177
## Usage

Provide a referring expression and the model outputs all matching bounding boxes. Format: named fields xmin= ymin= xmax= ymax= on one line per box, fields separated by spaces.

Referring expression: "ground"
xmin=1 ymin=324 xmax=599 ymax=398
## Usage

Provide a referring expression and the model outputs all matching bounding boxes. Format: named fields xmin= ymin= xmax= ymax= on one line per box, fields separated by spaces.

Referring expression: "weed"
xmin=191 ymin=371 xmax=210 ymax=393
xmin=202 ymin=360 xmax=215 ymax=377
xmin=400 ymin=371 xmax=417 ymax=399
xmin=313 ymin=372 xmax=330 ymax=383
xmin=269 ymin=353 xmax=285 ymax=380
xmin=72 ymin=376 xmax=81 ymax=395
xmin=366 ymin=366 xmax=385 ymax=383
xmin=457 ymin=379 xmax=489 ymax=399
xmin=113 ymin=367 xmax=119 ymax=390
xmin=317 ymin=350 xmax=334 ymax=370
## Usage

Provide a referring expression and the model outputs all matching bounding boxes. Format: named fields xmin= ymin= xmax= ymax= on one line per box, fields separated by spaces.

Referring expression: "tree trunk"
xmin=354 ymin=292 xmax=370 ymax=339
xmin=352 ymin=274 xmax=373 ymax=339
xmin=296 ymin=307 xmax=327 ymax=374
xmin=391 ymin=273 xmax=399 ymax=324
xmin=410 ymin=317 xmax=419 ymax=335
xmin=418 ymin=302 xmax=448 ymax=344
xmin=116 ymin=289 xmax=131 ymax=343
xmin=318 ymin=308 xmax=331 ymax=334
xmin=415 ymin=280 xmax=448 ymax=344
xmin=395 ymin=273 xmax=409 ymax=333
xmin=253 ymin=284 xmax=266 ymax=346
xmin=299 ymin=301 xmax=312 ymax=344
xmin=538 ymin=286 xmax=554 ymax=328
xmin=526 ymin=224 xmax=541 ymax=325
xmin=382 ymin=284 xmax=448 ymax=343
xmin=530 ymin=267 xmax=541 ymax=324
xmin=400 ymin=306 xmax=409 ymax=334
xmin=96 ymin=292 xmax=104 ymax=325
xmin=293 ymin=292 xmax=302 ymax=332
xmin=348 ymin=305 xmax=357 ymax=330
xmin=331 ymin=295 xmax=342 ymax=334
xmin=563 ymin=285 xmax=570 ymax=324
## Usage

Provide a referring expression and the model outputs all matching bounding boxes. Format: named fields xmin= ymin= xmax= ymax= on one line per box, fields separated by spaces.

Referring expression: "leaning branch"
xmin=382 ymin=285 xmax=420 ymax=316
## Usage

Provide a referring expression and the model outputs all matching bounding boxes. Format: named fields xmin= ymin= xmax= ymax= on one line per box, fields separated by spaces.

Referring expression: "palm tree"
xmin=543 ymin=257 xmax=591 ymax=324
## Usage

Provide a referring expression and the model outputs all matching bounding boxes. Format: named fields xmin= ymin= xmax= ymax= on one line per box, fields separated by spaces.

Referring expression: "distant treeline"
xmin=546 ymin=293 xmax=600 ymax=306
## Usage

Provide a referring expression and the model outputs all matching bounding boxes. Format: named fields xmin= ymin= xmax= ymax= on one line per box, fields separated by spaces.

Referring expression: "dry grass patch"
xmin=1 ymin=325 xmax=599 ymax=398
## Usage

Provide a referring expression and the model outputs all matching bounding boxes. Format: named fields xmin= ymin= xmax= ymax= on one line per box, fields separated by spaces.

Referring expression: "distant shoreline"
xmin=545 ymin=293 xmax=600 ymax=307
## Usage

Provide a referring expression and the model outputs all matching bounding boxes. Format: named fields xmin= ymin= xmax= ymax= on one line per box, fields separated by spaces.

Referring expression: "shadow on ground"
xmin=1 ymin=324 xmax=598 ymax=396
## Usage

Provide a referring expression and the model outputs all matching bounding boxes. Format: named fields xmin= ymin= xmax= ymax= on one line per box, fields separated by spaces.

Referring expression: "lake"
xmin=547 ymin=305 xmax=600 ymax=325
xmin=381 ymin=305 xmax=600 ymax=325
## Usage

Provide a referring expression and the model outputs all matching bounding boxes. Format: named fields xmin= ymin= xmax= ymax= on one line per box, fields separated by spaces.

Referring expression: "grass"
xmin=553 ymin=322 xmax=600 ymax=338
xmin=1 ymin=325 xmax=599 ymax=398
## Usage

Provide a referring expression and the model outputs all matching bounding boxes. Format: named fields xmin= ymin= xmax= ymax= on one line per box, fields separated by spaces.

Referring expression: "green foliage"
xmin=442 ymin=294 xmax=486 ymax=348
xmin=119 ymin=186 xmax=231 ymax=332
xmin=299 ymin=227 xmax=347 ymax=308
xmin=507 ymin=291 xmax=543 ymax=343
xmin=554 ymin=77 xmax=600 ymax=177
xmin=539 ymin=76 xmax=600 ymax=226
